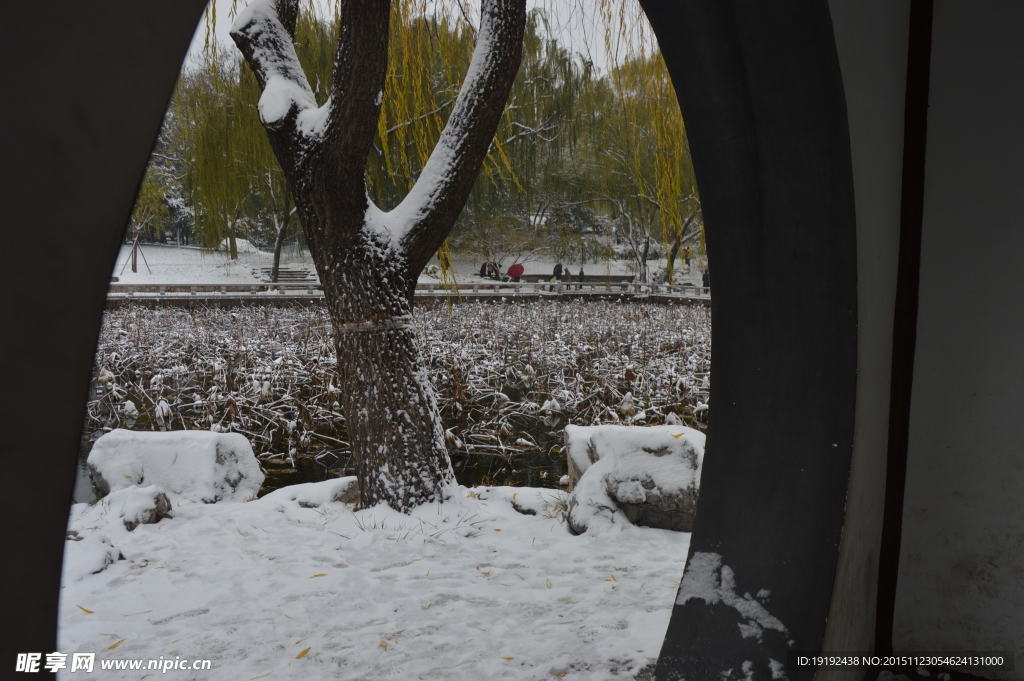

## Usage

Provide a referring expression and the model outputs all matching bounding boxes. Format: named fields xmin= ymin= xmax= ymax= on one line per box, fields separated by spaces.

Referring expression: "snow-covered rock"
xmin=62 ymin=535 xmax=123 ymax=583
xmin=564 ymin=424 xmax=705 ymax=534
xmin=105 ymin=485 xmax=173 ymax=531
xmin=87 ymin=429 xmax=264 ymax=503
xmin=258 ymin=477 xmax=359 ymax=508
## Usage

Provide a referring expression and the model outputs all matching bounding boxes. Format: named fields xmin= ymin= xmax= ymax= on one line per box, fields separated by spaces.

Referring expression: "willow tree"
xmin=130 ymin=165 xmax=173 ymax=242
xmin=518 ymin=0 xmax=699 ymax=284
xmin=452 ymin=9 xmax=600 ymax=255
xmin=439 ymin=1 xmax=704 ymax=280
xmin=229 ymin=0 xmax=525 ymax=511
xmin=588 ymin=45 xmax=702 ymax=283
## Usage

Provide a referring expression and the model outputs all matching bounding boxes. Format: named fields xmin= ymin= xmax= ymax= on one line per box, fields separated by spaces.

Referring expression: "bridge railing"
xmin=106 ymin=281 xmax=710 ymax=300
xmin=413 ymin=281 xmax=709 ymax=297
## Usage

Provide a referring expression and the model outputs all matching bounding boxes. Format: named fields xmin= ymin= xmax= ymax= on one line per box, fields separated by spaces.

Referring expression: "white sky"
xmin=184 ymin=0 xmax=653 ymax=74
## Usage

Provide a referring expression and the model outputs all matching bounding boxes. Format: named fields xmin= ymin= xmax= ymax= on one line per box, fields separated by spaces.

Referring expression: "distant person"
xmin=702 ymin=270 xmax=710 ymax=294
xmin=553 ymin=262 xmax=563 ymax=281
xmin=684 ymin=247 xmax=692 ymax=270
xmin=480 ymin=262 xmax=500 ymax=280
xmin=576 ymin=268 xmax=585 ymax=290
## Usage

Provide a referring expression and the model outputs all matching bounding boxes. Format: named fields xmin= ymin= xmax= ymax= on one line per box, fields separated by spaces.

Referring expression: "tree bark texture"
xmin=232 ymin=0 xmax=525 ymax=511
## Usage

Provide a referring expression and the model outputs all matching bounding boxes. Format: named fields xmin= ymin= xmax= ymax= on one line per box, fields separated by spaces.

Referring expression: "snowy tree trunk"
xmin=270 ymin=203 xmax=292 ymax=283
xmin=233 ymin=0 xmax=525 ymax=512
xmin=228 ymin=218 xmax=239 ymax=260
xmin=302 ymin=227 xmax=455 ymax=509
xmin=640 ymin=235 xmax=651 ymax=284
xmin=323 ymin=243 xmax=453 ymax=508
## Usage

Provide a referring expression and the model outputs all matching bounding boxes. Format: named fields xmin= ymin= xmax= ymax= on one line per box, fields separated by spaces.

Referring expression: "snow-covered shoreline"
xmin=108 ymin=242 xmax=705 ymax=288
xmin=59 ymin=481 xmax=688 ymax=680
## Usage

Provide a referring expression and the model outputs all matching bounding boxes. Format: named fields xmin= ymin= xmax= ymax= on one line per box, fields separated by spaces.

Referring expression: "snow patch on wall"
xmin=676 ymin=552 xmax=788 ymax=641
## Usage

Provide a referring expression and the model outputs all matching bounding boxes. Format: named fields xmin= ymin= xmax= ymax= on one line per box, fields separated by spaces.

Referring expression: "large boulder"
xmin=87 ymin=429 xmax=264 ymax=503
xmin=565 ymin=424 xmax=705 ymax=534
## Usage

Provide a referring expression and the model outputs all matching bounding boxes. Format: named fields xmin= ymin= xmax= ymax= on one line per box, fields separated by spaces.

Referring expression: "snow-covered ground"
xmin=60 ymin=482 xmax=688 ymax=680
xmin=83 ymin=244 xmax=702 ymax=679
xmin=109 ymin=242 xmax=705 ymax=287
xmin=110 ymin=242 xmax=313 ymax=285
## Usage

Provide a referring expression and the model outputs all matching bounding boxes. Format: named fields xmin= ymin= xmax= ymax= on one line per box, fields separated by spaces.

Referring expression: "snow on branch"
xmin=367 ymin=0 xmax=526 ymax=261
xmin=504 ymin=119 xmax=560 ymax=144
xmin=230 ymin=0 xmax=329 ymax=138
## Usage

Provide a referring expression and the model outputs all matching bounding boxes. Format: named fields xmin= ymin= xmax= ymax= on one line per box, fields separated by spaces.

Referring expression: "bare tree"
xmin=231 ymin=0 xmax=526 ymax=512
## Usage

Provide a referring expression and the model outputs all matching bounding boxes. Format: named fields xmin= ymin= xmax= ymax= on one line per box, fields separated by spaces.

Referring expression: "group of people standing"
xmin=478 ymin=260 xmax=706 ymax=293
xmin=551 ymin=263 xmax=585 ymax=289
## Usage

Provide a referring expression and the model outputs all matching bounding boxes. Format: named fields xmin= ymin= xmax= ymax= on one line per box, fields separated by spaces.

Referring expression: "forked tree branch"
xmin=315 ymin=0 xmax=392 ymax=209
xmin=234 ymin=0 xmax=525 ymax=273
xmin=232 ymin=0 xmax=390 ymax=253
xmin=378 ymin=0 xmax=526 ymax=281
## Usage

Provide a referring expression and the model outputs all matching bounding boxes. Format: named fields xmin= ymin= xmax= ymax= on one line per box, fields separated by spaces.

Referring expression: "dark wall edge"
xmin=0 ymin=1 xmax=208 ymax=670
xmin=873 ymin=0 xmax=933 ymax=657
xmin=640 ymin=1 xmax=858 ymax=679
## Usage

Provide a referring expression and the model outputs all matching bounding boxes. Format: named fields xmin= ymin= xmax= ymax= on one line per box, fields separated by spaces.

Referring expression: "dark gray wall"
xmin=818 ymin=2 xmax=909 ymax=675
xmin=0 ymin=0 xmax=208 ymax=667
xmin=642 ymin=2 xmax=859 ymax=678
xmin=894 ymin=3 xmax=1024 ymax=674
